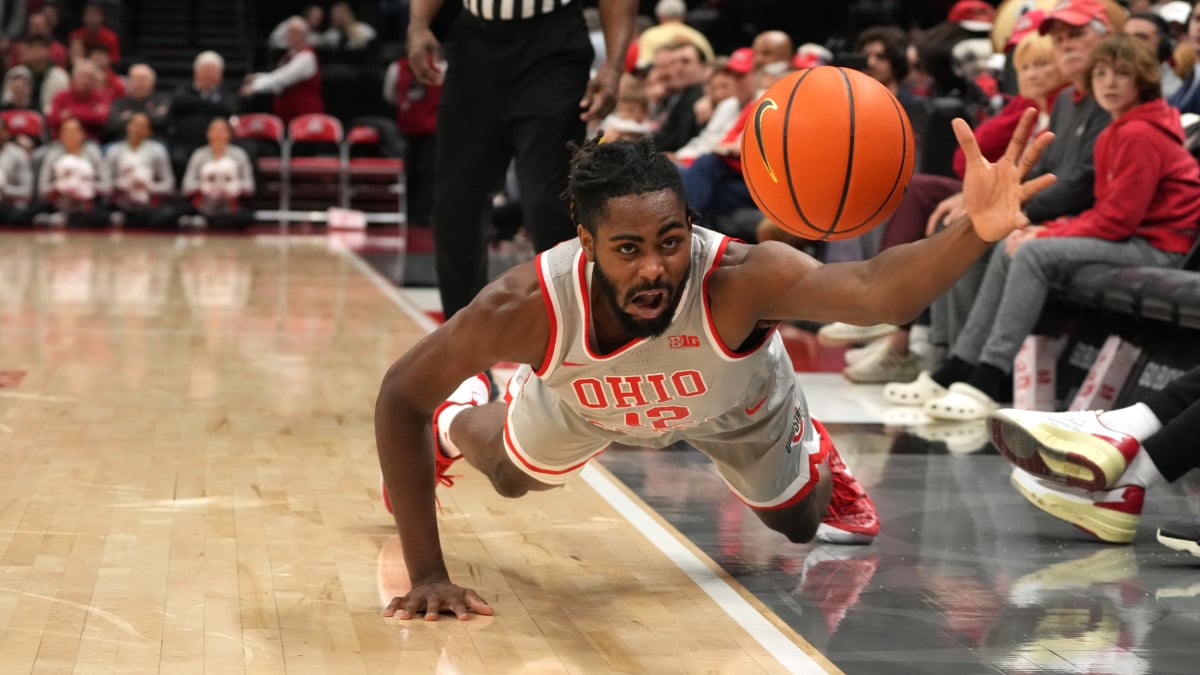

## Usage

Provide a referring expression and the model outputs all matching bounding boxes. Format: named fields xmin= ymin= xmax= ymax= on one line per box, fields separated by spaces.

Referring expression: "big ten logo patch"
xmin=668 ymin=335 xmax=700 ymax=349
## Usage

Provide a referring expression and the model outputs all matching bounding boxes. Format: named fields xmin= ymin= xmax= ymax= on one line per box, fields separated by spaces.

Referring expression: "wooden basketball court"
xmin=0 ymin=231 xmax=835 ymax=673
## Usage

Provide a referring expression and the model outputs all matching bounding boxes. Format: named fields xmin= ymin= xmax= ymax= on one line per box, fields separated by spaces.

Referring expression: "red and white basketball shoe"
xmin=816 ymin=442 xmax=880 ymax=545
xmin=988 ymin=408 xmax=1140 ymax=490
xmin=382 ymin=373 xmax=492 ymax=514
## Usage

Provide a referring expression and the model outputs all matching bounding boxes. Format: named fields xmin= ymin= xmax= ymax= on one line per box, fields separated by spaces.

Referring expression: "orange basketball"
xmin=740 ymin=66 xmax=915 ymax=241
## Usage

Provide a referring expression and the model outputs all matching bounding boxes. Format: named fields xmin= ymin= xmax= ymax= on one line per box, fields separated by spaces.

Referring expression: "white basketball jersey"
xmin=504 ymin=226 xmax=819 ymax=501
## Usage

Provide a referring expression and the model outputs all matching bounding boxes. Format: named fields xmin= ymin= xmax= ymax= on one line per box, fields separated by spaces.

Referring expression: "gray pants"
xmin=930 ymin=246 xmax=990 ymax=349
xmin=953 ymin=236 xmax=1182 ymax=370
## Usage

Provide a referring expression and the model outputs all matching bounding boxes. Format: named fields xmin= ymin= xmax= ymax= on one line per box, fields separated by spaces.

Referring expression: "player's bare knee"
xmin=489 ymin=472 xmax=531 ymax=499
xmin=486 ymin=464 xmax=555 ymax=499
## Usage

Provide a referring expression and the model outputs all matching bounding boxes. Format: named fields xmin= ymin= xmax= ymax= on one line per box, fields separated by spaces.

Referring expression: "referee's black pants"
xmin=432 ymin=7 xmax=592 ymax=319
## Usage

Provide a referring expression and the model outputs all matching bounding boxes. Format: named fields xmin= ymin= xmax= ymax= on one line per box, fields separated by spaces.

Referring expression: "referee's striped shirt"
xmin=462 ymin=0 xmax=574 ymax=20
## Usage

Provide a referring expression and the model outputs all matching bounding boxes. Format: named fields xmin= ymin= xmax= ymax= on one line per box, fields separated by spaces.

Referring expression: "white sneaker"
xmin=843 ymin=346 xmax=920 ymax=384
xmin=817 ymin=322 xmax=898 ymax=347
xmin=987 ymin=408 xmax=1137 ymax=490
xmin=844 ymin=336 xmax=891 ymax=366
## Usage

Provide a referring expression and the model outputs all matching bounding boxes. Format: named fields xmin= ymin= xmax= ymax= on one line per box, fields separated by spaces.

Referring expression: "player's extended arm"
xmin=730 ymin=108 xmax=1057 ymax=327
xmin=374 ymin=262 xmax=548 ymax=620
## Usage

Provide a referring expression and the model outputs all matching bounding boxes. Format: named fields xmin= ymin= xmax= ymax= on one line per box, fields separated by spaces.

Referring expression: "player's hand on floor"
xmin=384 ymin=580 xmax=494 ymax=621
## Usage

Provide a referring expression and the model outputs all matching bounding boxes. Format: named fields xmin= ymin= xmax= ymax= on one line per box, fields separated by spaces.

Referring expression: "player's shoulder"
xmin=447 ymin=258 xmax=550 ymax=365
xmin=468 ymin=258 xmax=543 ymax=320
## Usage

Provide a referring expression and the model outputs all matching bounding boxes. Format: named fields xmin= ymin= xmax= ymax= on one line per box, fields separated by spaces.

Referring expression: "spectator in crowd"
xmin=1168 ymin=3 xmax=1200 ymax=112
xmin=406 ymin=0 xmax=635 ymax=319
xmin=1123 ymin=12 xmax=1181 ymax=98
xmin=0 ymin=117 xmax=34 ymax=225
xmin=653 ymin=41 xmax=708 ymax=152
xmin=47 ymin=60 xmax=110 ymax=141
xmin=601 ymin=86 xmax=652 ymax=141
xmin=671 ymin=48 xmax=756 ymax=166
xmin=241 ymin=17 xmax=324 ymax=124
xmin=269 ymin=4 xmax=323 ymax=51
xmin=168 ymin=51 xmax=238 ymax=181
xmin=34 ymin=116 xmax=110 ymax=227
xmin=643 ymin=42 xmax=677 ymax=129
xmin=384 ymin=54 xmax=441 ymax=227
xmin=995 ymin=363 xmax=1200 ymax=549
xmin=6 ymin=12 xmax=68 ymax=69
xmin=857 ymin=25 xmax=921 ymax=108
xmin=1158 ymin=2 xmax=1191 ymax=42
xmin=68 ymin=2 xmax=119 ymax=64
xmin=103 ymin=64 xmax=168 ymax=143
xmin=40 ymin=2 xmax=64 ymax=43
xmin=751 ymin=30 xmax=794 ymax=74
xmin=913 ymin=35 xmax=1200 ymax=421
xmin=0 ymin=0 xmax=25 ymax=53
xmin=681 ymin=56 xmax=801 ymax=238
xmin=2 ymin=66 xmax=35 ymax=110
xmin=635 ymin=0 xmax=714 ymax=71
xmin=879 ymin=0 xmax=1115 ymax=400
xmin=836 ymin=31 xmax=1069 ymax=382
xmin=88 ymin=44 xmax=125 ymax=100
xmin=21 ymin=34 xmax=68 ymax=112
xmin=318 ymin=2 xmax=376 ymax=51
xmin=179 ymin=117 xmax=255 ymax=230
xmin=105 ymin=113 xmax=173 ymax=227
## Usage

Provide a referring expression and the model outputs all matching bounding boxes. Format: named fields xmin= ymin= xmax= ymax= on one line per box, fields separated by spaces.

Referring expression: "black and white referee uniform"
xmin=459 ymin=0 xmax=576 ymax=20
xmin=425 ymin=0 xmax=598 ymax=319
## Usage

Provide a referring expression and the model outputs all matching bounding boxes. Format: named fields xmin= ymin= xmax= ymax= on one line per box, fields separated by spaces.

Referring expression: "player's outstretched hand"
xmin=953 ymin=107 xmax=1056 ymax=243
xmin=385 ymin=579 xmax=494 ymax=622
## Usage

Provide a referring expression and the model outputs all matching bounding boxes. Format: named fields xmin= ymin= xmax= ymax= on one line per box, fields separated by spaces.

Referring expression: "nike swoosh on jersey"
xmin=744 ymin=394 xmax=769 ymax=416
xmin=562 ymin=361 xmax=588 ymax=367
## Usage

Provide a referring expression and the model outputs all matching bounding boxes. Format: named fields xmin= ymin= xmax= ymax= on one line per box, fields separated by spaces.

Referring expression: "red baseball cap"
xmin=1038 ymin=0 xmax=1111 ymax=35
xmin=725 ymin=47 xmax=754 ymax=75
xmin=1006 ymin=9 xmax=1048 ymax=51
xmin=792 ymin=51 xmax=821 ymax=70
xmin=948 ymin=0 xmax=996 ymax=32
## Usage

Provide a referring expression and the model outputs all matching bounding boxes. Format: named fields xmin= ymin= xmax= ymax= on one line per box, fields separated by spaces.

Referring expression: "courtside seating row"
xmin=230 ymin=113 xmax=405 ymax=216
xmin=1055 ymin=239 xmax=1200 ymax=330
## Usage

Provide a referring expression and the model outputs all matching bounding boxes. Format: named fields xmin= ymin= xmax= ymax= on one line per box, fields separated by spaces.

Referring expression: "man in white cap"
xmin=636 ymin=0 xmax=714 ymax=71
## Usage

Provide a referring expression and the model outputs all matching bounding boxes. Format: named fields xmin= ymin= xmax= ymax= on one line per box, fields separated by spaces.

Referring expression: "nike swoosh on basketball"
xmin=744 ymin=395 xmax=768 ymax=416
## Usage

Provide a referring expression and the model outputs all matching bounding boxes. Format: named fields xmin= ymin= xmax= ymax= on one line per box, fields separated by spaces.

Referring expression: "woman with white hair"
xmin=241 ymin=16 xmax=325 ymax=123
xmin=167 ymin=50 xmax=239 ymax=178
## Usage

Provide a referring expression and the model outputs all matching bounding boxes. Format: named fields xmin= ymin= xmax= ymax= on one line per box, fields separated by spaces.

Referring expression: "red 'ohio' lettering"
xmin=571 ymin=370 xmax=708 ymax=409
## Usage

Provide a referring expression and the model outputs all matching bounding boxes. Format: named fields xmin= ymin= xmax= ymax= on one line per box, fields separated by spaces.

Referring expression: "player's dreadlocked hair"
xmin=566 ymin=134 xmax=690 ymax=234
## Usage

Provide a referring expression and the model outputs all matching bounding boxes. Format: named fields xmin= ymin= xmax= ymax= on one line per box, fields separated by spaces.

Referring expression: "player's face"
xmin=583 ymin=190 xmax=692 ymax=339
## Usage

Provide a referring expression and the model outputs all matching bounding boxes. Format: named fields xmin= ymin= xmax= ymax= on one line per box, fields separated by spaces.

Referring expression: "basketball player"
xmin=376 ymin=108 xmax=1057 ymax=621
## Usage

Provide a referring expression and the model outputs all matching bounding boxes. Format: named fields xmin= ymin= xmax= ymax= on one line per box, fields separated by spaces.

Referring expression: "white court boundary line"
xmin=339 ymin=244 xmax=830 ymax=674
